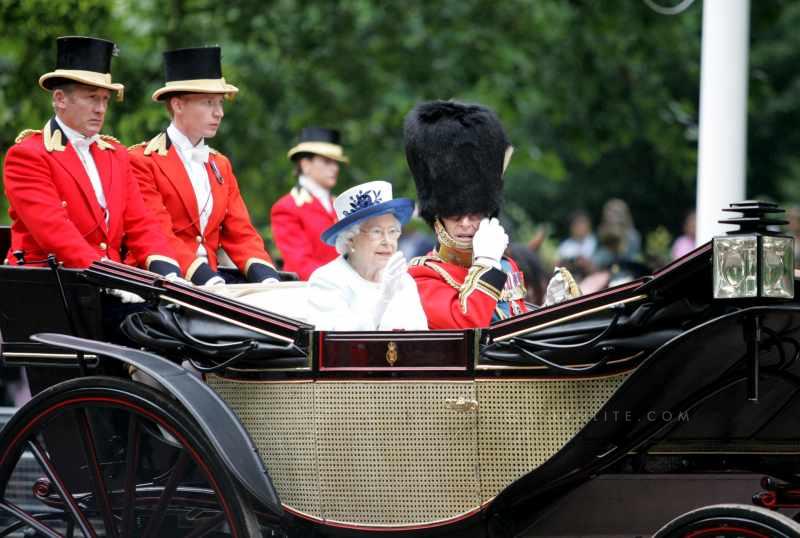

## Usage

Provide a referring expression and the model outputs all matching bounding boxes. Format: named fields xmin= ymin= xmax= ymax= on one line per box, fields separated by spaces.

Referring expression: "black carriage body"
xmin=2 ymin=242 xmax=800 ymax=537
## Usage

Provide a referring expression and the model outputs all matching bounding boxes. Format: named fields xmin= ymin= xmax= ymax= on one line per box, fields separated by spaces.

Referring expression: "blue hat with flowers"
xmin=321 ymin=180 xmax=415 ymax=245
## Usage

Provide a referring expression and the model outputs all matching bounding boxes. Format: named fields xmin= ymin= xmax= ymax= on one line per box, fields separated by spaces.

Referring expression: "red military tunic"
xmin=270 ymin=185 xmax=338 ymax=280
xmin=3 ymin=120 xmax=178 ymax=272
xmin=408 ymin=252 xmax=528 ymax=329
xmin=129 ymin=132 xmax=276 ymax=283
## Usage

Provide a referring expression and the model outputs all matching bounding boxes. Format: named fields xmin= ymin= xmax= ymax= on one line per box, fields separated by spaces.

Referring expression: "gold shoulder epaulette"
xmin=143 ymin=132 xmax=168 ymax=157
xmin=127 ymin=141 xmax=147 ymax=151
xmin=289 ymin=186 xmax=313 ymax=207
xmin=42 ymin=121 xmax=65 ymax=152
xmin=96 ymin=134 xmax=120 ymax=151
xmin=15 ymin=129 xmax=41 ymax=144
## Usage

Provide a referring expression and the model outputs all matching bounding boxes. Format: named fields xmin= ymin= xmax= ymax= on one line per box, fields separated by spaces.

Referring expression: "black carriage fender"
xmin=31 ymin=332 xmax=283 ymax=519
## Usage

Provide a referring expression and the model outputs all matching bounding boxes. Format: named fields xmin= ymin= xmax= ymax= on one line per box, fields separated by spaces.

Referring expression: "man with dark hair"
xmin=3 ymin=36 xmax=181 ymax=286
xmin=270 ymin=128 xmax=347 ymax=280
xmin=404 ymin=100 xmax=529 ymax=329
xmin=129 ymin=46 xmax=278 ymax=285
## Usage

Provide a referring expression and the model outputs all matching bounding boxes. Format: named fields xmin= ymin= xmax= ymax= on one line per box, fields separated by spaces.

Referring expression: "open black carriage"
xmin=2 ymin=205 xmax=800 ymax=538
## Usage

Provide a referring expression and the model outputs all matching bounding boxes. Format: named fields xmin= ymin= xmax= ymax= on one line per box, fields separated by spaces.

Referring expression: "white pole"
xmin=695 ymin=0 xmax=750 ymax=243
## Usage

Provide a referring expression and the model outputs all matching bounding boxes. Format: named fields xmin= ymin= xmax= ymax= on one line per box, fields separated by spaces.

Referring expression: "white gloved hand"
xmin=373 ymin=252 xmax=407 ymax=327
xmin=202 ymin=275 xmax=226 ymax=287
xmin=378 ymin=252 xmax=408 ymax=303
xmin=165 ymin=272 xmax=191 ymax=286
xmin=543 ymin=267 xmax=582 ymax=306
xmin=106 ymin=288 xmax=145 ymax=304
xmin=472 ymin=218 xmax=509 ymax=269
xmin=261 ymin=277 xmax=280 ymax=284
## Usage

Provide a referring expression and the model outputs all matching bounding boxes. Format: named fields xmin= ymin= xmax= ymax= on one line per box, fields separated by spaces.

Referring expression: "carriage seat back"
xmin=0 ymin=265 xmax=104 ymax=346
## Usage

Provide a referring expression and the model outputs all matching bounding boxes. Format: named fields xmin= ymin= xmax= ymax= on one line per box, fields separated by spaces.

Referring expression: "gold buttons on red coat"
xmin=99 ymin=242 xmax=107 ymax=250
xmin=61 ymin=201 xmax=67 ymax=207
xmin=196 ymin=235 xmax=202 ymax=243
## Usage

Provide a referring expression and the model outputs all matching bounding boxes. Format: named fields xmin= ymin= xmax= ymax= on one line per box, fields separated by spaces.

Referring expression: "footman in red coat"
xmin=3 ymin=36 xmax=180 ymax=280
xmin=270 ymin=127 xmax=348 ymax=280
xmin=129 ymin=46 xmax=278 ymax=286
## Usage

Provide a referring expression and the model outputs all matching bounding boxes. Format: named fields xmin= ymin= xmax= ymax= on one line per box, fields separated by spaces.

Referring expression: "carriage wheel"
xmin=0 ymin=376 xmax=263 ymax=537
xmin=653 ymin=503 xmax=800 ymax=538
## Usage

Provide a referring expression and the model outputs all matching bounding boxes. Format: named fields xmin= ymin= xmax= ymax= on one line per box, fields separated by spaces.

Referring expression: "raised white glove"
xmin=472 ymin=218 xmax=509 ymax=269
xmin=106 ymin=288 xmax=145 ymax=304
xmin=373 ymin=252 xmax=407 ymax=327
xmin=378 ymin=252 xmax=407 ymax=302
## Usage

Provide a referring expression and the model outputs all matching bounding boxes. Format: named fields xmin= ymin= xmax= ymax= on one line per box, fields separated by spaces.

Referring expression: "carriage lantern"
xmin=713 ymin=201 xmax=795 ymax=300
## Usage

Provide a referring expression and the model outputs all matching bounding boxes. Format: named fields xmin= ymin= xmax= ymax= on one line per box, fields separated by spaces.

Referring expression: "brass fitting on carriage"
xmin=445 ymin=397 xmax=479 ymax=413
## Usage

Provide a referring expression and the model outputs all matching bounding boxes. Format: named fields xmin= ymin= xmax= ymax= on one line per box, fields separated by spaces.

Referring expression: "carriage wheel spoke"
xmin=75 ymin=409 xmax=119 ymax=538
xmin=120 ymin=416 xmax=141 ymax=538
xmin=184 ymin=512 xmax=226 ymax=538
xmin=28 ymin=438 xmax=97 ymax=538
xmin=0 ymin=500 xmax=63 ymax=538
xmin=142 ymin=451 xmax=192 ymax=538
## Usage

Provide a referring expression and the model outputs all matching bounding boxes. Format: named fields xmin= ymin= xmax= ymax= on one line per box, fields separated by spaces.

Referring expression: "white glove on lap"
xmin=261 ymin=277 xmax=280 ymax=284
xmin=472 ymin=218 xmax=509 ymax=269
xmin=164 ymin=272 xmax=192 ymax=286
xmin=106 ymin=288 xmax=145 ymax=304
xmin=202 ymin=275 xmax=226 ymax=287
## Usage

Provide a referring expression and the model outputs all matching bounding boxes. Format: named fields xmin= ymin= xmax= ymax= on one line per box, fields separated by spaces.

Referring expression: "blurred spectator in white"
xmin=592 ymin=199 xmax=641 ymax=269
xmin=556 ymin=210 xmax=596 ymax=279
xmin=671 ymin=210 xmax=696 ymax=260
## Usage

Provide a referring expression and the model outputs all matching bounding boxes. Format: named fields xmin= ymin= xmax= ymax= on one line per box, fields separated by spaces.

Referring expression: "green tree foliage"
xmin=0 ymin=0 xmax=796 ymax=253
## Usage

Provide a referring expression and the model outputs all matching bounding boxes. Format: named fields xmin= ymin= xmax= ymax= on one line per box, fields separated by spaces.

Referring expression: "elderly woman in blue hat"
xmin=308 ymin=181 xmax=428 ymax=331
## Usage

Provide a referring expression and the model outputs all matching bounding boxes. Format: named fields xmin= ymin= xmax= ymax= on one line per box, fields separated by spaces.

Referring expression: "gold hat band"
xmin=287 ymin=141 xmax=349 ymax=163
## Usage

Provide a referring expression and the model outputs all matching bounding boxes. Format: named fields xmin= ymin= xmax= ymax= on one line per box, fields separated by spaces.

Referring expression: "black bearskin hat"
xmin=404 ymin=100 xmax=510 ymax=226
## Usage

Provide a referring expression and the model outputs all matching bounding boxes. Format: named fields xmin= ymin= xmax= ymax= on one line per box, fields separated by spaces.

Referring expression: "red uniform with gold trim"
xmin=3 ymin=120 xmax=178 ymax=273
xmin=408 ymin=253 xmax=528 ymax=329
xmin=270 ymin=185 xmax=338 ymax=280
xmin=129 ymin=132 xmax=276 ymax=283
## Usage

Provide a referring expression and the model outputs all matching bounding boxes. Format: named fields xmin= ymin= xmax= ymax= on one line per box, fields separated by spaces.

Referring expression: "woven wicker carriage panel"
xmin=205 ymin=376 xmax=319 ymax=516
xmin=476 ymin=374 xmax=629 ymax=501
xmin=314 ymin=381 xmax=479 ymax=526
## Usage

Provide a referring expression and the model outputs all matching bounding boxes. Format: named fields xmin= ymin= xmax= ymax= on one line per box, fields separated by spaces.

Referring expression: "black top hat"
xmin=288 ymin=127 xmax=349 ymax=163
xmin=152 ymin=46 xmax=238 ymax=101
xmin=39 ymin=36 xmax=124 ymax=99
xmin=404 ymin=100 xmax=512 ymax=226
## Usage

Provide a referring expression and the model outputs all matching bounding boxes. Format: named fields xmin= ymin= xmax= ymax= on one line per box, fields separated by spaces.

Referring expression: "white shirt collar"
xmin=167 ymin=122 xmax=204 ymax=151
xmin=54 ymin=116 xmax=96 ymax=145
xmin=299 ymin=175 xmax=331 ymax=201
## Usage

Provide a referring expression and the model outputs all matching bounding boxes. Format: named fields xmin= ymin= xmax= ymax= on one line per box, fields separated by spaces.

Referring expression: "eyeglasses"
xmin=359 ymin=227 xmax=402 ymax=241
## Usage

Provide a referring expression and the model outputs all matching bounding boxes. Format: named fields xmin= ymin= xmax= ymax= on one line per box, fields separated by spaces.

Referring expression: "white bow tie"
xmin=189 ymin=144 xmax=210 ymax=164
xmin=72 ymin=135 xmax=99 ymax=151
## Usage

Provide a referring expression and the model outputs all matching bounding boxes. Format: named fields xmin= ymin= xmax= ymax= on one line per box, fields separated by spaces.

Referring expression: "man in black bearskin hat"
xmin=405 ymin=100 xmax=529 ymax=329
